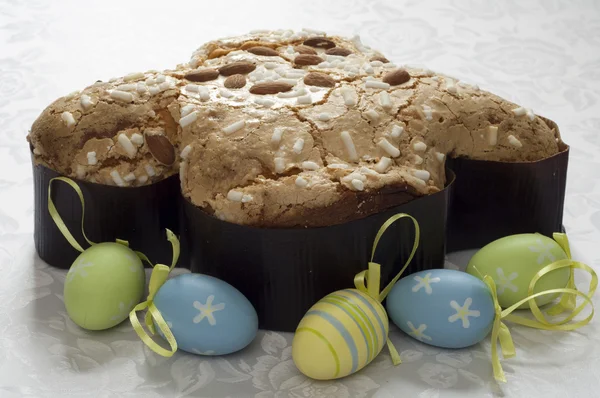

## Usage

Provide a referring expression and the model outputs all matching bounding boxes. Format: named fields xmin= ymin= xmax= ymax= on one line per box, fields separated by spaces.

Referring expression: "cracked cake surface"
xmin=28 ymin=29 xmax=561 ymax=227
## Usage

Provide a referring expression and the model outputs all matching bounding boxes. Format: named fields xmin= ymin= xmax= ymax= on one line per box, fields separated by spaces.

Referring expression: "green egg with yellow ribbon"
xmin=65 ymin=242 xmax=145 ymax=330
xmin=48 ymin=177 xmax=146 ymax=330
xmin=467 ymin=233 xmax=570 ymax=309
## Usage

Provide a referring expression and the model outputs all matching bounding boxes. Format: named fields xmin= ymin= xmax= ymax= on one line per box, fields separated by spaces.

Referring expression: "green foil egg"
xmin=466 ymin=233 xmax=569 ymax=309
xmin=64 ymin=242 xmax=145 ymax=330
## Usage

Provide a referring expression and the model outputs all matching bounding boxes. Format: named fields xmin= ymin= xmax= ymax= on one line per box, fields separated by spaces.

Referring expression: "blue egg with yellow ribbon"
xmin=387 ymin=269 xmax=495 ymax=349
xmin=153 ymin=273 xmax=258 ymax=355
xmin=129 ymin=231 xmax=258 ymax=358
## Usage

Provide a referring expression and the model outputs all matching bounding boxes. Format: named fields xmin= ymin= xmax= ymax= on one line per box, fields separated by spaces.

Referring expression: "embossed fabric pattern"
xmin=1 ymin=0 xmax=599 ymax=397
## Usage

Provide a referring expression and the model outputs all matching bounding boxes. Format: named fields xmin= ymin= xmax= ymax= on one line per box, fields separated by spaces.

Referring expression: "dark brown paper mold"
xmin=33 ymin=160 xmax=186 ymax=269
xmin=183 ymin=171 xmax=455 ymax=332
xmin=446 ymin=117 xmax=568 ymax=251
xmin=32 ymin=114 xmax=569 ymax=332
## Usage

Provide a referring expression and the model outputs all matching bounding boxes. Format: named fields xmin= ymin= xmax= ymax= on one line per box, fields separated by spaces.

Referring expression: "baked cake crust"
xmin=28 ymin=30 xmax=560 ymax=227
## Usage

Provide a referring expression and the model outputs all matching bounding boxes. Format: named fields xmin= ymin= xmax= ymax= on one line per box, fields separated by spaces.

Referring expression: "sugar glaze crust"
xmin=28 ymin=29 xmax=560 ymax=227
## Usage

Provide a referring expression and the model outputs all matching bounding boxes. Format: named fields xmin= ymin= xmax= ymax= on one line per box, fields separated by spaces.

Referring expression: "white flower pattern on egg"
xmin=412 ymin=273 xmax=441 ymax=295
xmin=125 ymin=252 xmax=140 ymax=272
xmin=110 ymin=300 xmax=133 ymax=321
xmin=528 ymin=239 xmax=557 ymax=264
xmin=67 ymin=259 xmax=94 ymax=283
xmin=496 ymin=268 xmax=519 ymax=295
xmin=407 ymin=321 xmax=432 ymax=342
xmin=193 ymin=295 xmax=226 ymax=326
xmin=448 ymin=298 xmax=480 ymax=328
xmin=191 ymin=348 xmax=216 ymax=355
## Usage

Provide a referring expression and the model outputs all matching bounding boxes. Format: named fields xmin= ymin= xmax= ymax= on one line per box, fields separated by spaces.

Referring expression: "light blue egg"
xmin=386 ymin=269 xmax=495 ymax=349
xmin=153 ymin=273 xmax=258 ymax=355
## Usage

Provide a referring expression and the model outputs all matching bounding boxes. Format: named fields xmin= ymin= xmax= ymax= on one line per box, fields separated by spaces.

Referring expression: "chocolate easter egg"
xmin=64 ymin=242 xmax=145 ymax=330
xmin=467 ymin=233 xmax=569 ymax=309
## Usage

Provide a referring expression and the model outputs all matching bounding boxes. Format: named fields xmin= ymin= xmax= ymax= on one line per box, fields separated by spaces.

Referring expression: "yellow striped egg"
xmin=292 ymin=288 xmax=389 ymax=380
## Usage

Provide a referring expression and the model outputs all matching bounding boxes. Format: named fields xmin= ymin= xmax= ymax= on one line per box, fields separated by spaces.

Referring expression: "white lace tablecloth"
xmin=2 ymin=0 xmax=600 ymax=397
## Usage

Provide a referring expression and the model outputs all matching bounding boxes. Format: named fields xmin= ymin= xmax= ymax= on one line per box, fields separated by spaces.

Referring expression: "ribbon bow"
xmin=129 ymin=231 xmax=181 ymax=357
xmin=353 ymin=213 xmax=420 ymax=366
xmin=483 ymin=276 xmax=516 ymax=382
xmin=480 ymin=233 xmax=597 ymax=383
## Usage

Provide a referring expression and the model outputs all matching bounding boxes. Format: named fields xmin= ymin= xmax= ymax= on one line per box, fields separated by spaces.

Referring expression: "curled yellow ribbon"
xmin=129 ymin=230 xmax=181 ymax=357
xmin=353 ymin=213 xmax=420 ymax=366
xmin=484 ymin=276 xmax=517 ymax=383
xmin=48 ymin=177 xmax=98 ymax=251
xmin=48 ymin=176 xmax=152 ymax=257
xmin=483 ymin=234 xmax=597 ymax=383
xmin=545 ymin=233 xmax=576 ymax=315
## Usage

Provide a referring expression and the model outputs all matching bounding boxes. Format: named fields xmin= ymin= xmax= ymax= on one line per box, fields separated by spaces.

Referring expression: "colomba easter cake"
xmin=28 ymin=30 xmax=560 ymax=228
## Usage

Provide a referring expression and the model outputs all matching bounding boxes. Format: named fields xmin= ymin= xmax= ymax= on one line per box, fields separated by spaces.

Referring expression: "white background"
xmin=1 ymin=0 xmax=600 ymax=397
